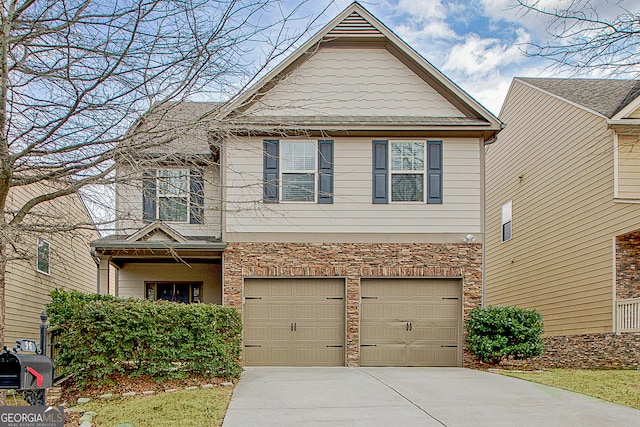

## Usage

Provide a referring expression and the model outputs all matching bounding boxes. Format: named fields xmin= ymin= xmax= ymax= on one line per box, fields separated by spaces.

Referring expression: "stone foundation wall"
xmin=481 ymin=333 xmax=640 ymax=369
xmin=223 ymin=242 xmax=482 ymax=366
xmin=616 ymin=232 xmax=640 ymax=299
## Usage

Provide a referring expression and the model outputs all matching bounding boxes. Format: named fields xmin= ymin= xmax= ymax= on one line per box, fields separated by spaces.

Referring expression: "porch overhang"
xmin=91 ymin=240 xmax=226 ymax=268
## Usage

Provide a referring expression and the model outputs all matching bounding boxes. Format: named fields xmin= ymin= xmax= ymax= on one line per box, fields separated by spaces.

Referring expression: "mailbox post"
xmin=0 ymin=345 xmax=54 ymax=405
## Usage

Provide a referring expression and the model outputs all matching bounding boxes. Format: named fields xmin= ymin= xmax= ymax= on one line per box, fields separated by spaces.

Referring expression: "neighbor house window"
xmin=502 ymin=201 xmax=512 ymax=242
xmin=263 ymin=139 xmax=334 ymax=204
xmin=142 ymin=168 xmax=204 ymax=223
xmin=391 ymin=142 xmax=425 ymax=201
xmin=282 ymin=141 xmax=316 ymax=202
xmin=36 ymin=238 xmax=50 ymax=275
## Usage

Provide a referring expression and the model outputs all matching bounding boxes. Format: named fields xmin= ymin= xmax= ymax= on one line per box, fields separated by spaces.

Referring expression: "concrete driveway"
xmin=222 ymin=367 xmax=640 ymax=427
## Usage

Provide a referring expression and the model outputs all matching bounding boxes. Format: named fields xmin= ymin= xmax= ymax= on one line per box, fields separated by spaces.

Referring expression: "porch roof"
xmin=91 ymin=235 xmax=225 ymax=267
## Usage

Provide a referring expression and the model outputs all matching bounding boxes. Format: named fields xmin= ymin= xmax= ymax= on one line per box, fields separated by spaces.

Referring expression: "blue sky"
xmin=276 ymin=0 xmax=640 ymax=114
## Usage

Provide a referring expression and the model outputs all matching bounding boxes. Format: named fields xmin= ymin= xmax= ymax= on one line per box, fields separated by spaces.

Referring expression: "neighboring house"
xmin=5 ymin=184 xmax=99 ymax=346
xmin=92 ymin=2 xmax=502 ymax=367
xmin=486 ymin=78 xmax=640 ymax=367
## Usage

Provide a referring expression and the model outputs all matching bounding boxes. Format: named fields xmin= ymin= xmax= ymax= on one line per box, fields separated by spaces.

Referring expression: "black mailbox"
xmin=0 ymin=351 xmax=54 ymax=389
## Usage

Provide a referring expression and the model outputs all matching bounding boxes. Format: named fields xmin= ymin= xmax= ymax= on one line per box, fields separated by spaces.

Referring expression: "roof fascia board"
xmin=516 ymin=78 xmax=608 ymax=119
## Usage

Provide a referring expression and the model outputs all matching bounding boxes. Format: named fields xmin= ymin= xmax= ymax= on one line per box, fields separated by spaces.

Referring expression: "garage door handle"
xmin=361 ymin=296 xmax=377 ymax=299
xmin=245 ymin=345 xmax=262 ymax=348
xmin=361 ymin=344 xmax=377 ymax=347
xmin=326 ymin=345 xmax=343 ymax=348
xmin=245 ymin=297 xmax=262 ymax=300
xmin=442 ymin=297 xmax=459 ymax=300
xmin=326 ymin=297 xmax=344 ymax=300
xmin=290 ymin=322 xmax=297 ymax=331
xmin=441 ymin=345 xmax=457 ymax=348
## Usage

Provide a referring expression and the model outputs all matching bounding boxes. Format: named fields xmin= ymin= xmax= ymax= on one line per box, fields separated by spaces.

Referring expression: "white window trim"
xmin=389 ymin=140 xmax=426 ymax=203
xmin=36 ymin=238 xmax=50 ymax=275
xmin=501 ymin=200 xmax=512 ymax=243
xmin=280 ymin=140 xmax=318 ymax=203
xmin=156 ymin=168 xmax=191 ymax=222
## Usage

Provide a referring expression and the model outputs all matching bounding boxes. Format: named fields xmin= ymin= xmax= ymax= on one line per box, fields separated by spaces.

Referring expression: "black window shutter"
xmin=317 ymin=140 xmax=334 ymax=204
xmin=190 ymin=168 xmax=205 ymax=224
xmin=427 ymin=140 xmax=443 ymax=204
xmin=263 ymin=139 xmax=279 ymax=203
xmin=142 ymin=170 xmax=157 ymax=222
xmin=372 ymin=140 xmax=388 ymax=204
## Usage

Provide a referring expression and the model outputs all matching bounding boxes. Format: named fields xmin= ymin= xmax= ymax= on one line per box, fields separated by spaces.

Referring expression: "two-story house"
xmin=92 ymin=2 xmax=502 ymax=367
xmin=486 ymin=78 xmax=640 ymax=367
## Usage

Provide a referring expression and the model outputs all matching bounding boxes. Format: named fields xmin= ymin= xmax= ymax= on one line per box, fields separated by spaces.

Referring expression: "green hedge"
xmin=465 ymin=305 xmax=544 ymax=364
xmin=47 ymin=290 xmax=242 ymax=388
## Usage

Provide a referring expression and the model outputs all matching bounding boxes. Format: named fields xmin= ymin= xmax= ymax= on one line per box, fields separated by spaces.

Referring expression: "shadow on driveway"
xmin=222 ymin=367 xmax=640 ymax=427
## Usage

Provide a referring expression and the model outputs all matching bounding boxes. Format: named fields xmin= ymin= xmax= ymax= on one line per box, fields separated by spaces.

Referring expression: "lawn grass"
xmin=76 ymin=387 xmax=233 ymax=427
xmin=501 ymin=369 xmax=640 ymax=410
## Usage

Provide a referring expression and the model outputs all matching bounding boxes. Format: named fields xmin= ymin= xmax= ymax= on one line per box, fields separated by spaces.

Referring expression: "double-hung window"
xmin=372 ymin=140 xmax=442 ymax=204
xmin=158 ymin=169 xmax=189 ymax=221
xmin=501 ymin=201 xmax=512 ymax=242
xmin=142 ymin=168 xmax=204 ymax=223
xmin=281 ymin=141 xmax=317 ymax=202
xmin=263 ymin=139 xmax=334 ymax=204
xmin=391 ymin=142 xmax=425 ymax=202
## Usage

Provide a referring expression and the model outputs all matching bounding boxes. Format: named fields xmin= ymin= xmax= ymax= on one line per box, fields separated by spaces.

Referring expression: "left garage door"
xmin=243 ymin=278 xmax=345 ymax=366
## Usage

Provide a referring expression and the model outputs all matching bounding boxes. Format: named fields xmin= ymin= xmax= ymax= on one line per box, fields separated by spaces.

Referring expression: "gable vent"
xmin=328 ymin=12 xmax=382 ymax=36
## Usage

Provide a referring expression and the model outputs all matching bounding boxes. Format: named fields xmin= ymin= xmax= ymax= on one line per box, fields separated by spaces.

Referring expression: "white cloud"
xmin=397 ymin=0 xmax=447 ymax=20
xmin=443 ymin=29 xmax=531 ymax=78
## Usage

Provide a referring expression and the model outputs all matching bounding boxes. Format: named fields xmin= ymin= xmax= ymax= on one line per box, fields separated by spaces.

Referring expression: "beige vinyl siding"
xmin=486 ymin=79 xmax=640 ymax=335
xmin=117 ymin=263 xmax=221 ymax=304
xmin=4 ymin=186 xmax=98 ymax=344
xmin=224 ymin=137 xmax=482 ymax=237
xmin=245 ymin=47 xmax=462 ymax=117
xmin=116 ymin=166 xmax=221 ymax=238
xmin=616 ymin=135 xmax=640 ymax=199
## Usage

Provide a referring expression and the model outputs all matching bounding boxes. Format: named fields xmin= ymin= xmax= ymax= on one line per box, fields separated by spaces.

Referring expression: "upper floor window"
xmin=372 ymin=140 xmax=442 ymax=204
xmin=263 ymin=139 xmax=333 ymax=204
xmin=281 ymin=141 xmax=316 ymax=202
xmin=391 ymin=142 xmax=425 ymax=201
xmin=142 ymin=168 xmax=204 ymax=224
xmin=501 ymin=201 xmax=512 ymax=242
xmin=36 ymin=238 xmax=50 ymax=275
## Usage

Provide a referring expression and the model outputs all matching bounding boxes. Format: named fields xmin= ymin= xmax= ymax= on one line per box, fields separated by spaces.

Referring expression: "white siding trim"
xmin=613 ymin=132 xmax=619 ymax=199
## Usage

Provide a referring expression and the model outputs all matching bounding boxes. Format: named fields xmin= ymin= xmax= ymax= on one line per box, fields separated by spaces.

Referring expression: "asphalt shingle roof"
xmin=519 ymin=78 xmax=640 ymax=118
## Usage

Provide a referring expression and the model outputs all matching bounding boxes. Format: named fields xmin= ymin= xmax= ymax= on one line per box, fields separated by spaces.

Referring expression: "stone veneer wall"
xmin=616 ymin=232 xmax=640 ymax=299
xmin=223 ymin=242 xmax=482 ymax=366
xmin=492 ymin=333 xmax=640 ymax=369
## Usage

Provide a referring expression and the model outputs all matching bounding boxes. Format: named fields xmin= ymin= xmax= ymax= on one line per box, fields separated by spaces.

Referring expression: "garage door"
xmin=360 ymin=278 xmax=461 ymax=367
xmin=243 ymin=278 xmax=345 ymax=366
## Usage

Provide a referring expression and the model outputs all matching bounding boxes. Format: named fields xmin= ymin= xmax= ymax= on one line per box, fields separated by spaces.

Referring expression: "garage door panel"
xmin=361 ymin=344 xmax=407 ymax=366
xmin=361 ymin=278 xmax=461 ymax=367
xmin=243 ymin=278 xmax=345 ymax=366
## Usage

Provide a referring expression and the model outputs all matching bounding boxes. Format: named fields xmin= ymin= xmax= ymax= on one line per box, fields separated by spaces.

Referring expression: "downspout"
xmin=482 ymin=143 xmax=487 ymax=308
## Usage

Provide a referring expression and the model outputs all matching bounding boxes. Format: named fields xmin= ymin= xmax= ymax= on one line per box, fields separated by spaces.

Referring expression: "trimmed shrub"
xmin=465 ymin=305 xmax=544 ymax=364
xmin=47 ymin=289 xmax=242 ymax=388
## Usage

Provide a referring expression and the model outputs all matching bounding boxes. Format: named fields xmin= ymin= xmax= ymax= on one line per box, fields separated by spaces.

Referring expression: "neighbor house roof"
xmin=518 ymin=78 xmax=640 ymax=119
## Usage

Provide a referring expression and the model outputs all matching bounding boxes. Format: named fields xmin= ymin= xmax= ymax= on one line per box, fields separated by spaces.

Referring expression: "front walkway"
xmin=222 ymin=367 xmax=640 ymax=427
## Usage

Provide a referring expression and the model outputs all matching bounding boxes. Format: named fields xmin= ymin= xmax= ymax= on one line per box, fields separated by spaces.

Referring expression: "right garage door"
xmin=360 ymin=278 xmax=462 ymax=367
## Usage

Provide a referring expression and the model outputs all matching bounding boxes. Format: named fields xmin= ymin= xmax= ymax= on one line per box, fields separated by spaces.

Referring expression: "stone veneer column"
xmin=616 ymin=232 xmax=640 ymax=299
